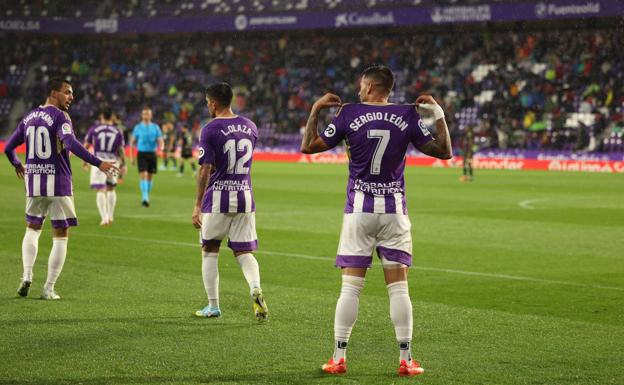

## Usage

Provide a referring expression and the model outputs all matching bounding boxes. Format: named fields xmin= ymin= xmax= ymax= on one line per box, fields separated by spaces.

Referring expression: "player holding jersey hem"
xmin=301 ymin=65 xmax=451 ymax=376
xmin=83 ymin=106 xmax=126 ymax=226
xmin=4 ymin=78 xmax=118 ymax=300
xmin=191 ymin=82 xmax=268 ymax=321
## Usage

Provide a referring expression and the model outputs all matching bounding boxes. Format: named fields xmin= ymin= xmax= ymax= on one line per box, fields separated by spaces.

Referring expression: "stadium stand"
xmin=1 ymin=6 xmax=622 ymax=155
xmin=2 ymin=0 xmax=536 ymax=18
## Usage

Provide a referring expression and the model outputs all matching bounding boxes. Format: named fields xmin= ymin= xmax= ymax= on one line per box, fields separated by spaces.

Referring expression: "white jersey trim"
xmin=212 ymin=190 xmax=221 ymax=213
xmin=32 ymin=174 xmax=41 ymax=196
xmin=373 ymin=195 xmax=385 ymax=214
xmin=243 ymin=190 xmax=252 ymax=213
xmin=394 ymin=193 xmax=403 ymax=214
xmin=353 ymin=191 xmax=364 ymax=213
xmin=228 ymin=191 xmax=238 ymax=212
xmin=47 ymin=174 xmax=55 ymax=196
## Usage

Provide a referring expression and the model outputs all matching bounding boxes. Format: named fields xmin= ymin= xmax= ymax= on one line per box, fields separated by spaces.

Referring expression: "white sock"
xmin=333 ymin=275 xmax=365 ymax=361
xmin=107 ymin=190 xmax=117 ymax=221
xmin=236 ymin=253 xmax=261 ymax=292
xmin=387 ymin=281 xmax=413 ymax=363
xmin=202 ymin=251 xmax=219 ymax=308
xmin=21 ymin=227 xmax=41 ymax=281
xmin=96 ymin=191 xmax=108 ymax=223
xmin=45 ymin=237 xmax=68 ymax=291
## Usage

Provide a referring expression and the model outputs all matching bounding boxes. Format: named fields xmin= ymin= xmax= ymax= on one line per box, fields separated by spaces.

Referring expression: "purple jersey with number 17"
xmin=12 ymin=105 xmax=78 ymax=197
xmin=198 ymin=115 xmax=257 ymax=214
xmin=84 ymin=123 xmax=125 ymax=160
xmin=319 ymin=103 xmax=433 ymax=214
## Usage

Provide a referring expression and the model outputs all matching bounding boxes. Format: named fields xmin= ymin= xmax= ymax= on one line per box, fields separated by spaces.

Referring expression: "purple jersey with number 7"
xmin=198 ymin=115 xmax=258 ymax=214
xmin=319 ymin=103 xmax=433 ymax=214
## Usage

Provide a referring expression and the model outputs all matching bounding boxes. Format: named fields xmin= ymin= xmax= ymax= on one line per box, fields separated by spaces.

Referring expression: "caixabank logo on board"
xmin=334 ymin=12 xmax=395 ymax=28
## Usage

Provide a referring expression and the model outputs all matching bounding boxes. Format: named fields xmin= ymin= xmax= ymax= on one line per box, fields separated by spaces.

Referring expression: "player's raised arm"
xmin=415 ymin=95 xmax=452 ymax=160
xmin=300 ymin=93 xmax=342 ymax=154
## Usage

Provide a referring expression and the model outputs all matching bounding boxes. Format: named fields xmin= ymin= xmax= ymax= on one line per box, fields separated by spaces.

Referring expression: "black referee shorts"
xmin=137 ymin=151 xmax=157 ymax=174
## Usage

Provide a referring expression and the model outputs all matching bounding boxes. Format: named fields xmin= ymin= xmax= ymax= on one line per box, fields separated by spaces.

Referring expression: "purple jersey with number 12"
xmin=11 ymin=105 xmax=79 ymax=197
xmin=84 ymin=123 xmax=125 ymax=160
xmin=198 ymin=115 xmax=257 ymax=214
xmin=320 ymin=103 xmax=433 ymax=214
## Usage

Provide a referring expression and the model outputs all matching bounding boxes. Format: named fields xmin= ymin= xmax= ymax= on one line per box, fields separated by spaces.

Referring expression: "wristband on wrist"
xmin=417 ymin=103 xmax=445 ymax=120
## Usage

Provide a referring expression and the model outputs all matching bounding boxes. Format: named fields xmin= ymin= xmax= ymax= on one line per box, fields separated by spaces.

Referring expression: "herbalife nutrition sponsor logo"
xmin=431 ymin=5 xmax=491 ymax=23
xmin=535 ymin=2 xmax=600 ymax=18
xmin=334 ymin=12 xmax=395 ymax=28
xmin=234 ymin=14 xmax=297 ymax=31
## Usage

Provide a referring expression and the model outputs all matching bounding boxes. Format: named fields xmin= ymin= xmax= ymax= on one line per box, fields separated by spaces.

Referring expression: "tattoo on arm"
xmin=433 ymin=118 xmax=452 ymax=158
xmin=195 ymin=164 xmax=212 ymax=207
xmin=301 ymin=109 xmax=320 ymax=152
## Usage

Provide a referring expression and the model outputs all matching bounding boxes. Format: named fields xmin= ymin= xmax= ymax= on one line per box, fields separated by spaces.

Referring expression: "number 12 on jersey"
xmin=224 ymin=138 xmax=252 ymax=174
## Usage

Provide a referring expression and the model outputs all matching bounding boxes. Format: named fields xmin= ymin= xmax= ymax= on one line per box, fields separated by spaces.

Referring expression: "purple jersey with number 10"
xmin=198 ymin=115 xmax=258 ymax=214
xmin=11 ymin=105 xmax=79 ymax=197
xmin=84 ymin=123 xmax=125 ymax=160
xmin=320 ymin=103 xmax=433 ymax=214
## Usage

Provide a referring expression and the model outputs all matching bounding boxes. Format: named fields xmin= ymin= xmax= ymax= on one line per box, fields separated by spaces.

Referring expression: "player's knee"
xmin=203 ymin=244 xmax=219 ymax=253
xmin=382 ymin=257 xmax=408 ymax=283
xmin=53 ymin=227 xmax=69 ymax=238
xmin=342 ymin=274 xmax=366 ymax=290
xmin=27 ymin=223 xmax=42 ymax=231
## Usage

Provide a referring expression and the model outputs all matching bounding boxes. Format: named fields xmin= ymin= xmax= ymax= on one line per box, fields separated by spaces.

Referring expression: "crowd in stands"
xmin=2 ymin=25 xmax=623 ymax=154
xmin=3 ymin=0 xmax=528 ymax=18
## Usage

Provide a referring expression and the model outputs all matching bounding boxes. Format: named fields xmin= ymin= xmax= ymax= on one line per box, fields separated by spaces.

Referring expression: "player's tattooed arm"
xmin=415 ymin=95 xmax=452 ymax=160
xmin=301 ymin=93 xmax=341 ymax=154
xmin=192 ymin=163 xmax=213 ymax=229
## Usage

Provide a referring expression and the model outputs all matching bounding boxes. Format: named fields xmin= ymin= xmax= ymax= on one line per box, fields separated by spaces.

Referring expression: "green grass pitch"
xmin=1 ymin=158 xmax=623 ymax=385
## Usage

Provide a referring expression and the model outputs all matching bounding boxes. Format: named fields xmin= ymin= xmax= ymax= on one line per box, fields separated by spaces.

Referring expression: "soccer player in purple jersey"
xmin=4 ymin=78 xmax=118 ymax=300
xmin=300 ymin=65 xmax=452 ymax=376
xmin=83 ymin=106 xmax=126 ymax=225
xmin=191 ymin=82 xmax=268 ymax=321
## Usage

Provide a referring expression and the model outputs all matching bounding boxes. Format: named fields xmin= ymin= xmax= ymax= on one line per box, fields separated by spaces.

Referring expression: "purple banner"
xmin=0 ymin=0 xmax=621 ymax=34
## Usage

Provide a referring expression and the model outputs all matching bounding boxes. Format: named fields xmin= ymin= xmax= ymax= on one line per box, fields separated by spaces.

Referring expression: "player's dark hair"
xmin=100 ymin=106 xmax=113 ymax=120
xmin=205 ymin=82 xmax=233 ymax=107
xmin=361 ymin=65 xmax=394 ymax=93
xmin=142 ymin=105 xmax=152 ymax=111
xmin=46 ymin=78 xmax=71 ymax=96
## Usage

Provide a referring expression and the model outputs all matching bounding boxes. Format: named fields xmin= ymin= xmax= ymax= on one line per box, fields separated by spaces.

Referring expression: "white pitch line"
xmin=77 ymin=232 xmax=624 ymax=292
xmin=518 ymin=198 xmax=547 ymax=210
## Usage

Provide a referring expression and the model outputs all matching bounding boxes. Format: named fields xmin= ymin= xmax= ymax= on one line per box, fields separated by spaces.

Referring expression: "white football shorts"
xmin=336 ymin=212 xmax=413 ymax=268
xmin=25 ymin=196 xmax=78 ymax=228
xmin=200 ymin=212 xmax=258 ymax=252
